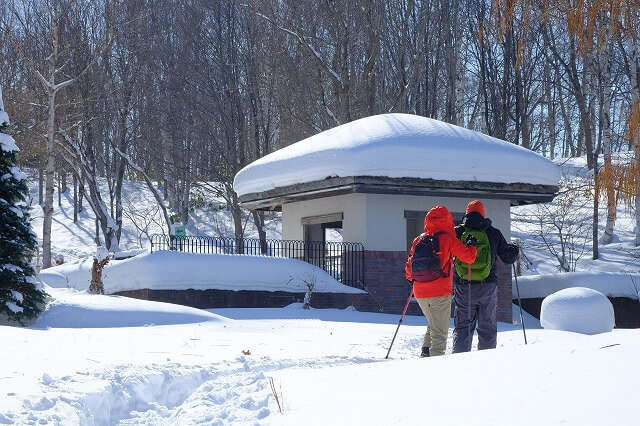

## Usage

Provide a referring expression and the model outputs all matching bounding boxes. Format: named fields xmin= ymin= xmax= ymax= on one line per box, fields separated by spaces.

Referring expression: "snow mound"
xmin=39 ymin=270 xmax=69 ymax=288
xmin=234 ymin=113 xmax=560 ymax=196
xmin=34 ymin=286 xmax=225 ymax=328
xmin=540 ymin=287 xmax=615 ymax=335
xmin=47 ymin=251 xmax=364 ymax=294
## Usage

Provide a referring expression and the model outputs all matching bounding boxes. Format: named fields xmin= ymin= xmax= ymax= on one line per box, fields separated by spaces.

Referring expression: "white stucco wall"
xmin=282 ymin=193 xmax=512 ymax=251
xmin=282 ymin=194 xmax=367 ymax=244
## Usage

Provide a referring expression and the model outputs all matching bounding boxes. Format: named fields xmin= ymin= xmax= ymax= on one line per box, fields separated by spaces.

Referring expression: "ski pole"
xmin=467 ymin=263 xmax=472 ymax=350
xmin=385 ymin=284 xmax=414 ymax=359
xmin=512 ymin=263 xmax=527 ymax=345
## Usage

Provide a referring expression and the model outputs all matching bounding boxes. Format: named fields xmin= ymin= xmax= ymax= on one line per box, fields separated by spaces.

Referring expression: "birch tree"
xmin=6 ymin=0 xmax=113 ymax=267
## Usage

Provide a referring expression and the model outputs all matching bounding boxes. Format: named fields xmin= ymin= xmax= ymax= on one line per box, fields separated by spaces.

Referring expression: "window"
xmin=405 ymin=210 xmax=464 ymax=251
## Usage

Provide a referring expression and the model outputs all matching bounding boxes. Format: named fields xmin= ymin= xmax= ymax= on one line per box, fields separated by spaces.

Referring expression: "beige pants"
xmin=416 ymin=295 xmax=452 ymax=356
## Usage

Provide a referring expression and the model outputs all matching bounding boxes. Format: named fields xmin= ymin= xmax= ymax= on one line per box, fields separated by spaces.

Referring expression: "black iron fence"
xmin=150 ymin=234 xmax=364 ymax=289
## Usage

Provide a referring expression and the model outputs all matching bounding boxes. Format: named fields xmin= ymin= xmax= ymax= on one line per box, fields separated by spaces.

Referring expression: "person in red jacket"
xmin=405 ymin=205 xmax=477 ymax=357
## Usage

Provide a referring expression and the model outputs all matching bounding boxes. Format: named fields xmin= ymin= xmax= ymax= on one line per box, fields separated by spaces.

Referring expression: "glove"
xmin=407 ymin=279 xmax=414 ymax=291
xmin=465 ymin=234 xmax=478 ymax=247
xmin=508 ymin=243 xmax=520 ymax=255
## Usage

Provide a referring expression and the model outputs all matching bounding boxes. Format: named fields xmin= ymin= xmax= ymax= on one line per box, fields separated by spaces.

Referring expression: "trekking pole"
xmin=385 ymin=284 xmax=414 ymax=359
xmin=512 ymin=263 xmax=527 ymax=345
xmin=467 ymin=263 xmax=472 ymax=350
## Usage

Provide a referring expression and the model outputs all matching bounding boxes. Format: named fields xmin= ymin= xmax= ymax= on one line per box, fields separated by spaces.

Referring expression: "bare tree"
xmin=531 ymin=185 xmax=591 ymax=272
xmin=5 ymin=0 xmax=113 ymax=267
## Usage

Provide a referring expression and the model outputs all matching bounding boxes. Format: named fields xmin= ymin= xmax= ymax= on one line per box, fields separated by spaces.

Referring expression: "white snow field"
xmin=1 ymin=284 xmax=638 ymax=425
xmin=3 ymin=117 xmax=639 ymax=424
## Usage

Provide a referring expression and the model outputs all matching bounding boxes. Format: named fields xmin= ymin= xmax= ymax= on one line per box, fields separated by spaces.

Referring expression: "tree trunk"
xmin=363 ymin=0 xmax=378 ymax=117
xmin=38 ymin=168 xmax=43 ymax=205
xmin=521 ymin=113 xmax=531 ymax=150
xmin=57 ymin=172 xmax=62 ymax=207
xmin=625 ymin=20 xmax=640 ymax=246
xmin=78 ymin=176 xmax=84 ymax=212
xmin=454 ymin=0 xmax=465 ymax=126
xmin=113 ymin=131 xmax=127 ymax=249
xmin=73 ymin=174 xmax=78 ymax=223
xmin=252 ymin=210 xmax=267 ymax=254
xmin=42 ymin=90 xmax=56 ymax=268
xmin=231 ymin=190 xmax=244 ymax=254
xmin=180 ymin=178 xmax=191 ymax=226
xmin=593 ymin=153 xmax=600 ymax=260
xmin=601 ymin=42 xmax=615 ymax=245
xmin=577 ymin=120 xmax=584 ymax=158
xmin=544 ymin=47 xmax=556 ymax=160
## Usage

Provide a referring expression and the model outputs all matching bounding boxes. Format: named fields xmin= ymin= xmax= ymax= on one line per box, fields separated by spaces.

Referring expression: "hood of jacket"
xmin=424 ymin=205 xmax=455 ymax=235
xmin=462 ymin=211 xmax=492 ymax=230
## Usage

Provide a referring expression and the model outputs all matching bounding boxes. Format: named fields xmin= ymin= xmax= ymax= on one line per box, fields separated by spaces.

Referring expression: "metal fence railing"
xmin=150 ymin=235 xmax=364 ymax=289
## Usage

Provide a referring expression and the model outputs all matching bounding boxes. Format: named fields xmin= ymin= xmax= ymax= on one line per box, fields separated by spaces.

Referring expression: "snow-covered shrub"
xmin=89 ymin=246 xmax=114 ymax=294
xmin=301 ymin=274 xmax=317 ymax=309
xmin=540 ymin=287 xmax=615 ymax=334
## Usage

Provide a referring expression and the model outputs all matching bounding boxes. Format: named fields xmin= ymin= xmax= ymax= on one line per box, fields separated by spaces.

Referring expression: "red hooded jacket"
xmin=405 ymin=206 xmax=477 ymax=298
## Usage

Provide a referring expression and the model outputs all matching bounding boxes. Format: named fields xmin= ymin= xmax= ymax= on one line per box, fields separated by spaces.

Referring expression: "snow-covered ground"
xmin=2 ymin=154 xmax=639 ymax=424
xmin=511 ymin=156 xmax=640 ymax=278
xmin=2 ymin=284 xmax=637 ymax=425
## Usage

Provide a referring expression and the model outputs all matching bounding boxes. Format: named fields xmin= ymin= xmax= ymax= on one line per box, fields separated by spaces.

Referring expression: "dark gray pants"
xmin=452 ymin=281 xmax=498 ymax=353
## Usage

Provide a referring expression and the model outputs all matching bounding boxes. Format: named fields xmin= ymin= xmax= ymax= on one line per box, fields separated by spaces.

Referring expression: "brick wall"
xmin=115 ymin=249 xmax=513 ymax=323
xmin=115 ymin=288 xmax=368 ymax=310
xmin=496 ymin=259 xmax=513 ymax=323
xmin=354 ymin=250 xmax=421 ymax=315
xmin=355 ymin=250 xmax=513 ymax=323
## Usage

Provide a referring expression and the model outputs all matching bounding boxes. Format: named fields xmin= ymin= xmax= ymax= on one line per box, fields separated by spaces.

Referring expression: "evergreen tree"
xmin=0 ymin=87 xmax=47 ymax=325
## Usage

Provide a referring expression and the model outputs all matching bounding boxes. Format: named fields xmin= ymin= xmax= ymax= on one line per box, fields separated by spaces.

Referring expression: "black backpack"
xmin=410 ymin=232 xmax=448 ymax=282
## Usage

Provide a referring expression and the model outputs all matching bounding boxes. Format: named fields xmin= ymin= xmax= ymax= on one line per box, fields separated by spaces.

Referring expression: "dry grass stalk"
xmin=269 ymin=377 xmax=283 ymax=414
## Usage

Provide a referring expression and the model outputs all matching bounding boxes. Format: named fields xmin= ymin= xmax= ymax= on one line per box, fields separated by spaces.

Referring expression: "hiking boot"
xmin=420 ymin=347 xmax=430 ymax=357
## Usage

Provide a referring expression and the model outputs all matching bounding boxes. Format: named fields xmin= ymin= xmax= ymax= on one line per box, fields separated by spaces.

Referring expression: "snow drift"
xmin=34 ymin=285 xmax=225 ymax=328
xmin=43 ymin=251 xmax=364 ymax=295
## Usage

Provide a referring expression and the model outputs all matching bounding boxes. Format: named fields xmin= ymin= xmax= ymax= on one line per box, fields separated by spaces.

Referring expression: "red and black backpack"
xmin=410 ymin=232 xmax=449 ymax=282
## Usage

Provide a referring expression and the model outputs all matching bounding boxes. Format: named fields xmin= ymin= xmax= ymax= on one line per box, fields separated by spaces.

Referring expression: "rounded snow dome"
xmin=540 ymin=287 xmax=615 ymax=335
xmin=234 ymin=113 xmax=561 ymax=197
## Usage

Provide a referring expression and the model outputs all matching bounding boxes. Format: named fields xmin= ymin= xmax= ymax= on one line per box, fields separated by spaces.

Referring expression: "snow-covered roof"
xmin=234 ymin=114 xmax=560 ymax=208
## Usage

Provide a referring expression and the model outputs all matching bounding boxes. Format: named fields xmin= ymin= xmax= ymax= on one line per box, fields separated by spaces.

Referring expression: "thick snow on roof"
xmin=234 ymin=113 xmax=560 ymax=196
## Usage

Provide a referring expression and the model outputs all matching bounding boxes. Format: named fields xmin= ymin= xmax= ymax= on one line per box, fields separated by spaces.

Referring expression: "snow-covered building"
xmin=234 ymin=114 xmax=560 ymax=321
